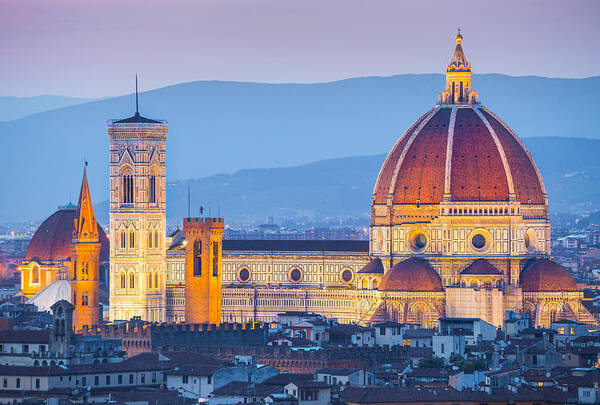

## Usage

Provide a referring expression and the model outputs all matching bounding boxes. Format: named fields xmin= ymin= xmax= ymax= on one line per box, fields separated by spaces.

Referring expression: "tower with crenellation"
xmin=183 ymin=217 xmax=224 ymax=324
xmin=107 ymin=80 xmax=168 ymax=322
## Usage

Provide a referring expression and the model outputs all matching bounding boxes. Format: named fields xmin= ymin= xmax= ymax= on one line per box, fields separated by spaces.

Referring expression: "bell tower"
xmin=183 ymin=217 xmax=224 ymax=324
xmin=107 ymin=79 xmax=168 ymax=322
xmin=71 ymin=167 xmax=101 ymax=331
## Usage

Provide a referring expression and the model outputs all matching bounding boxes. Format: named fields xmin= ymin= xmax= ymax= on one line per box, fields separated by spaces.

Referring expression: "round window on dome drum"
xmin=340 ymin=268 xmax=353 ymax=283
xmin=289 ymin=267 xmax=303 ymax=283
xmin=237 ymin=266 xmax=251 ymax=283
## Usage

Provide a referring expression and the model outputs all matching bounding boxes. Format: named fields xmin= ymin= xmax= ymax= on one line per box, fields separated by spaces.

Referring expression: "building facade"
xmin=107 ymin=101 xmax=168 ymax=323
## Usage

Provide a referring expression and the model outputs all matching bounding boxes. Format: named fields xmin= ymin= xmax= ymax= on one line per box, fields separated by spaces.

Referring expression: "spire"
xmin=448 ymin=27 xmax=469 ymax=72
xmin=135 ymin=74 xmax=139 ymax=117
xmin=438 ymin=29 xmax=479 ymax=105
xmin=73 ymin=166 xmax=98 ymax=243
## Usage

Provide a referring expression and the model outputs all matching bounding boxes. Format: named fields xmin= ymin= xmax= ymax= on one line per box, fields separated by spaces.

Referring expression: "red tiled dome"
xmin=520 ymin=259 xmax=578 ymax=292
xmin=378 ymin=258 xmax=443 ymax=292
xmin=461 ymin=259 xmax=503 ymax=275
xmin=25 ymin=208 xmax=109 ymax=263
xmin=372 ymin=106 xmax=546 ymax=206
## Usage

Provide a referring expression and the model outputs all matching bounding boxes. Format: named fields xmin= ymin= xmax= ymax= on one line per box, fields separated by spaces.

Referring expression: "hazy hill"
xmin=1 ymin=74 xmax=599 ymax=222
xmin=0 ymin=95 xmax=98 ymax=121
xmin=92 ymin=137 xmax=600 ymax=226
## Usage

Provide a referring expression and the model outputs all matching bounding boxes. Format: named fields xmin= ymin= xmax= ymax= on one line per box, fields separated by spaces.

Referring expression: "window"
xmin=141 ymin=373 xmax=145 ymax=383
xmin=82 ymin=376 xmax=86 ymax=386
xmin=570 ymin=327 xmax=575 ymax=335
xmin=118 ymin=375 xmax=123 ymax=385
xmin=212 ymin=242 xmax=219 ymax=277
xmin=129 ymin=374 xmax=134 ymax=384
xmin=34 ymin=378 xmax=39 ymax=389
xmin=207 ymin=375 xmax=212 ymax=384
xmin=120 ymin=273 xmax=126 ymax=289
xmin=154 ymin=230 xmax=159 ymax=249
xmin=129 ymin=230 xmax=135 ymax=249
xmin=183 ymin=375 xmax=189 ymax=384
xmin=441 ymin=343 xmax=445 ymax=353
xmin=106 ymin=375 xmax=111 ymax=385
xmin=155 ymin=272 xmax=159 ymax=290
xmin=2 ymin=378 xmax=6 ymax=388
xmin=148 ymin=272 xmax=153 ymax=289
xmin=16 ymin=378 xmax=20 ymax=389
xmin=129 ymin=273 xmax=135 ymax=289
xmin=22 ymin=344 xmax=29 ymax=353
xmin=81 ymin=262 xmax=89 ymax=279
xmin=557 ymin=327 xmax=565 ymax=335
xmin=122 ymin=172 xmax=134 ymax=203
xmin=152 ymin=373 xmax=156 ymax=383
xmin=94 ymin=376 xmax=99 ymax=385
xmin=120 ymin=229 xmax=126 ymax=249
xmin=31 ymin=266 xmax=40 ymax=284
xmin=148 ymin=230 xmax=153 ymax=248
xmin=193 ymin=240 xmax=202 ymax=276
xmin=149 ymin=174 xmax=156 ymax=203
xmin=82 ymin=292 xmax=88 ymax=306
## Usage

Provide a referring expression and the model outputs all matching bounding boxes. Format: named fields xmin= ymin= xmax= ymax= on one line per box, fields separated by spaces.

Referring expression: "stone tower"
xmin=107 ymin=84 xmax=168 ymax=322
xmin=50 ymin=300 xmax=74 ymax=357
xmin=70 ymin=168 xmax=101 ymax=331
xmin=183 ymin=217 xmax=224 ymax=324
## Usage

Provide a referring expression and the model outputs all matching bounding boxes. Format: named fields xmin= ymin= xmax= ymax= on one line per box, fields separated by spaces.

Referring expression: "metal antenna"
xmin=135 ymin=74 xmax=139 ymax=114
xmin=187 ymin=186 xmax=191 ymax=219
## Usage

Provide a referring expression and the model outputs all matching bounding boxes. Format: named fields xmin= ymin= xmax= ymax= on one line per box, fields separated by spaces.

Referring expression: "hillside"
xmin=1 ymin=74 xmax=599 ymax=222
xmin=0 ymin=95 xmax=98 ymax=121
xmin=92 ymin=137 xmax=600 ymax=226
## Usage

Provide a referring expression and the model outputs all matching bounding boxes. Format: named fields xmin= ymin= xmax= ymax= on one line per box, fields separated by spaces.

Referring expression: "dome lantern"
xmin=439 ymin=29 xmax=479 ymax=105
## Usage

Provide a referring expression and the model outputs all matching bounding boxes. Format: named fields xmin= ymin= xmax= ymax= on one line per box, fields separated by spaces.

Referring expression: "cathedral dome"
xmin=372 ymin=31 xmax=546 ymax=209
xmin=25 ymin=207 xmax=109 ymax=263
xmin=520 ymin=258 xmax=578 ymax=292
xmin=378 ymin=258 xmax=443 ymax=292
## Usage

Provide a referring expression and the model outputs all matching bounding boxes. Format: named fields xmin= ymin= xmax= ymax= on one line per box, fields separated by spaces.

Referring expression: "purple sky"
xmin=1 ymin=0 xmax=599 ymax=98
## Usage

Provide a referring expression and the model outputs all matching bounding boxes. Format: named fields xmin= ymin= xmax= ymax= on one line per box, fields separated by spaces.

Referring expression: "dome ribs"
xmin=480 ymin=109 xmax=546 ymax=205
xmin=450 ymin=108 xmax=509 ymax=201
xmin=372 ymin=110 xmax=432 ymax=204
xmin=392 ymin=108 xmax=450 ymax=204
xmin=520 ymin=258 xmax=578 ymax=292
xmin=378 ymin=258 xmax=444 ymax=292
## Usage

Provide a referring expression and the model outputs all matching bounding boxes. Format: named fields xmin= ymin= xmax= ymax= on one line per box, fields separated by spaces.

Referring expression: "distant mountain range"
xmin=0 ymin=95 xmax=99 ymax=121
xmin=1 ymin=74 xmax=599 ymax=223
xmin=92 ymin=136 xmax=600 ymax=226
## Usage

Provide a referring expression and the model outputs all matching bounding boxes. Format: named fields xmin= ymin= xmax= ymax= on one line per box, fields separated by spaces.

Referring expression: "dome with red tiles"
xmin=25 ymin=207 xmax=109 ymax=263
xmin=378 ymin=258 xmax=443 ymax=292
xmin=520 ymin=258 xmax=578 ymax=292
xmin=372 ymin=32 xmax=546 ymax=210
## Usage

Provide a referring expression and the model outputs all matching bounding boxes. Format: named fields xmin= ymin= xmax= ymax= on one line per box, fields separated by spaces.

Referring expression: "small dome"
xmin=26 ymin=208 xmax=109 ymax=263
xmin=27 ymin=280 xmax=71 ymax=312
xmin=520 ymin=258 xmax=578 ymax=292
xmin=461 ymin=259 xmax=503 ymax=275
xmin=378 ymin=258 xmax=443 ymax=292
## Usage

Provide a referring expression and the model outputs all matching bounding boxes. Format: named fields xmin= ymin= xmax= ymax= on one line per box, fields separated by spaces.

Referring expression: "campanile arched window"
xmin=121 ymin=168 xmax=134 ymax=204
xmin=149 ymin=166 xmax=158 ymax=204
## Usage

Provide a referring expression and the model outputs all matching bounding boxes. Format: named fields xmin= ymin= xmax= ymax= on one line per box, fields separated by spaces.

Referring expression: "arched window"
xmin=155 ymin=272 xmax=159 ymax=290
xmin=148 ymin=229 xmax=153 ymax=249
xmin=120 ymin=229 xmax=126 ymax=249
xmin=193 ymin=240 xmax=202 ymax=276
xmin=148 ymin=272 xmax=153 ymax=289
xmin=81 ymin=262 xmax=88 ymax=280
xmin=31 ymin=265 xmax=40 ymax=284
xmin=129 ymin=272 xmax=135 ymax=289
xmin=154 ymin=230 xmax=159 ymax=249
xmin=361 ymin=279 xmax=367 ymax=289
xmin=372 ymin=280 xmax=378 ymax=289
xmin=121 ymin=169 xmax=134 ymax=204
xmin=120 ymin=272 xmax=126 ymax=289
xmin=149 ymin=173 xmax=157 ymax=203
xmin=212 ymin=242 xmax=219 ymax=277
xmin=129 ymin=230 xmax=135 ymax=249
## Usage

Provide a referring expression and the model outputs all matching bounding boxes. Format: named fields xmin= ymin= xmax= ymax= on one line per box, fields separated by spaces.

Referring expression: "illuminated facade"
xmin=161 ymin=31 xmax=595 ymax=329
xmin=107 ymin=99 xmax=168 ymax=323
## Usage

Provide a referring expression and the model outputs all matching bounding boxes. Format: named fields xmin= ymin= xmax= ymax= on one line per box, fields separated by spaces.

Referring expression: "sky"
xmin=1 ymin=0 xmax=599 ymax=98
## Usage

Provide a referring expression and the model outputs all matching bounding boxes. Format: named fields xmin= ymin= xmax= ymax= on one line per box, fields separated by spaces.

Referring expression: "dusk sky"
xmin=1 ymin=0 xmax=599 ymax=98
